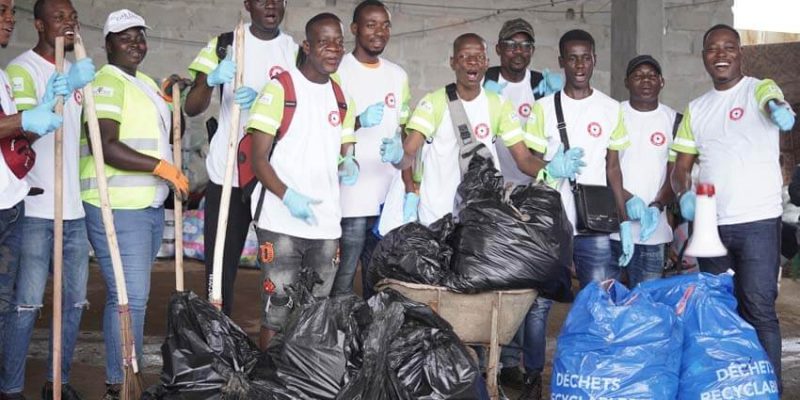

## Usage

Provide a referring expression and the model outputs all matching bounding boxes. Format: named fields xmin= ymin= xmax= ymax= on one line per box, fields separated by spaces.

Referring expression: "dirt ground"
xmin=18 ymin=259 xmax=800 ymax=399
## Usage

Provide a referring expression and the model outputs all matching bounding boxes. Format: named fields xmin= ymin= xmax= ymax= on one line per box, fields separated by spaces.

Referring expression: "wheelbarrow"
xmin=377 ymin=279 xmax=538 ymax=399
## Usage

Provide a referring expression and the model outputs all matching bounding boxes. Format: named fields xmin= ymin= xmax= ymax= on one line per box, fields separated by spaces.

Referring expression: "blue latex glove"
xmin=338 ymin=154 xmax=359 ymax=186
xmin=234 ymin=86 xmax=258 ymax=110
xmin=625 ymin=196 xmax=647 ymax=220
xmin=545 ymin=144 xmax=586 ymax=179
xmin=359 ymin=102 xmax=385 ymax=128
xmin=639 ymin=206 xmax=660 ymax=242
xmin=768 ymin=100 xmax=795 ymax=131
xmin=618 ymin=221 xmax=634 ymax=267
xmin=66 ymin=57 xmax=96 ymax=92
xmin=206 ymin=47 xmax=236 ymax=87
xmin=483 ymin=80 xmax=507 ymax=95
xmin=534 ymin=68 xmax=563 ymax=97
xmin=680 ymin=191 xmax=696 ymax=221
xmin=380 ymin=131 xmax=404 ymax=164
xmin=403 ymin=192 xmax=420 ymax=223
xmin=282 ymin=188 xmax=321 ymax=225
xmin=21 ymin=97 xmax=62 ymax=136
xmin=42 ymin=73 xmax=70 ymax=104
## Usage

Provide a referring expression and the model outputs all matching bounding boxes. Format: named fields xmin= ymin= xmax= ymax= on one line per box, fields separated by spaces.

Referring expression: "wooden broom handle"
xmin=73 ymin=35 xmax=130 ymax=306
xmin=52 ymin=35 xmax=65 ymax=400
xmin=172 ymin=83 xmax=184 ymax=292
xmin=210 ymin=18 xmax=245 ymax=308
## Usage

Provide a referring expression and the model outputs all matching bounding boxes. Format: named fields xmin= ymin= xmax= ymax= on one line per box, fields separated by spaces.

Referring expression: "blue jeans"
xmin=610 ymin=241 xmax=665 ymax=288
xmin=1 ymin=217 xmax=89 ymax=393
xmin=0 ymin=201 xmax=24 ymax=374
xmin=574 ymin=235 xmax=616 ymax=289
xmin=698 ymin=217 xmax=782 ymax=386
xmin=500 ymin=296 xmax=553 ymax=374
xmin=255 ymin=229 xmax=338 ymax=331
xmin=84 ymin=203 xmax=164 ymax=384
xmin=331 ymin=217 xmax=378 ymax=297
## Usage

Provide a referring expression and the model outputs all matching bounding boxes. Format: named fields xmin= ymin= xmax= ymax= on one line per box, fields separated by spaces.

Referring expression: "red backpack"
xmin=0 ymin=110 xmax=36 ymax=179
xmin=236 ymin=71 xmax=348 ymax=219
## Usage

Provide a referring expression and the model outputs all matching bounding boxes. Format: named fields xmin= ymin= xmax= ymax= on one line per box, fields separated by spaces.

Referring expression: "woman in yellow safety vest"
xmin=78 ymin=9 xmax=188 ymax=399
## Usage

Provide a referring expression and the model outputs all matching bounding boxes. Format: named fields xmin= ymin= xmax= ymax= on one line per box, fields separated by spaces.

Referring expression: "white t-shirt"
xmin=609 ymin=101 xmax=677 ymax=245
xmin=493 ymin=69 xmax=537 ymax=186
xmin=7 ymin=50 xmax=84 ymax=220
xmin=246 ymin=69 xmax=356 ymax=240
xmin=0 ymin=70 xmax=29 ymax=210
xmin=336 ymin=53 xmax=411 ymax=218
xmin=406 ymin=87 xmax=523 ymax=226
xmin=189 ymin=26 xmax=298 ymax=187
xmin=527 ymin=89 xmax=630 ymax=235
xmin=672 ymin=76 xmax=783 ymax=225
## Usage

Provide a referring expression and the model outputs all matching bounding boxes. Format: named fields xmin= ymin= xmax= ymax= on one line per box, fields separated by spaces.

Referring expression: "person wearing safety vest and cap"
xmin=78 ymin=9 xmax=188 ymax=399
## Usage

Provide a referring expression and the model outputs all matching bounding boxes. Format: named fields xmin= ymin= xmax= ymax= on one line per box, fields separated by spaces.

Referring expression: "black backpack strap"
xmin=672 ymin=112 xmax=684 ymax=138
xmin=214 ymin=31 xmax=234 ymax=102
xmin=484 ymin=66 xmax=500 ymax=84
xmin=554 ymin=91 xmax=575 ymax=188
xmin=531 ymin=70 xmax=545 ymax=100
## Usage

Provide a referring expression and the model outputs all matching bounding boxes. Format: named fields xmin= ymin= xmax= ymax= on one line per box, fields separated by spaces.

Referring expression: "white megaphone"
xmin=685 ymin=183 xmax=728 ymax=258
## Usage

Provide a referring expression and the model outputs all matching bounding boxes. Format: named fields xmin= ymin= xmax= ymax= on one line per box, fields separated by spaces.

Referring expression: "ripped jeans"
xmin=0 ymin=217 xmax=89 ymax=393
xmin=255 ymin=229 xmax=338 ymax=331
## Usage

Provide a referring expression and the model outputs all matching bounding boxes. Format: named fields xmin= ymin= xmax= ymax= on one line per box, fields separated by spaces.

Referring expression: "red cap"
xmin=695 ymin=183 xmax=715 ymax=196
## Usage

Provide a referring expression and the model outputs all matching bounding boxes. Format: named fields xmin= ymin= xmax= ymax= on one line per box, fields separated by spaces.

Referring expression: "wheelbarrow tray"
xmin=376 ymin=279 xmax=538 ymax=345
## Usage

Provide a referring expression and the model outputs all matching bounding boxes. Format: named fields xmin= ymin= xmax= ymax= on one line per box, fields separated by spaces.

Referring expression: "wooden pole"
xmin=210 ymin=17 xmax=244 ymax=309
xmin=171 ymin=83 xmax=184 ymax=292
xmin=52 ymin=35 xmax=65 ymax=400
xmin=73 ymin=35 xmax=142 ymax=399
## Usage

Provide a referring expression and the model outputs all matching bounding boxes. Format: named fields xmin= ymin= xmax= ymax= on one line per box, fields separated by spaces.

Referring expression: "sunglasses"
xmin=500 ymin=40 xmax=534 ymax=52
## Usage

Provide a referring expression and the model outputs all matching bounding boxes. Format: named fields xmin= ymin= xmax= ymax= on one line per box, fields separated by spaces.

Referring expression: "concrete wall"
xmin=1 ymin=0 xmax=732 ymax=113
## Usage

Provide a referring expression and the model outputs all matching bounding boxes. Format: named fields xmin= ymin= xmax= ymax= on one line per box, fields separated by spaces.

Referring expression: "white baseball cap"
xmin=103 ymin=9 xmax=150 ymax=37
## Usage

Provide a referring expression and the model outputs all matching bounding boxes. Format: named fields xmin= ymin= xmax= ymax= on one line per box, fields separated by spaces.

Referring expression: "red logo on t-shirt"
xmin=268 ymin=66 xmax=285 ymax=79
xmin=385 ymin=93 xmax=396 ymax=109
xmin=474 ymin=123 xmax=490 ymax=139
xmin=650 ymin=131 xmax=666 ymax=146
xmin=518 ymin=103 xmax=531 ymax=118
xmin=587 ymin=122 xmax=602 ymax=137
xmin=729 ymin=107 xmax=744 ymax=121
xmin=73 ymin=90 xmax=83 ymax=105
xmin=328 ymin=110 xmax=341 ymax=127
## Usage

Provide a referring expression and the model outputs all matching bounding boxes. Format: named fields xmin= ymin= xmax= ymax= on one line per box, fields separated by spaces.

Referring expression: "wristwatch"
xmin=649 ymin=201 xmax=664 ymax=212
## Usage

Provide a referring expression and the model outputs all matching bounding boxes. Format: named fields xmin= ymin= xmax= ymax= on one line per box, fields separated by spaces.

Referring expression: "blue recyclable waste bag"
xmin=551 ymin=280 xmax=682 ymax=399
xmin=640 ymin=273 xmax=780 ymax=399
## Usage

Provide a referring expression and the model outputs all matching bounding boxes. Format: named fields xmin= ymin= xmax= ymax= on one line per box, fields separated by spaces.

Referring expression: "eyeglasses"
xmin=500 ymin=40 xmax=534 ymax=52
xmin=250 ymin=0 xmax=285 ymax=7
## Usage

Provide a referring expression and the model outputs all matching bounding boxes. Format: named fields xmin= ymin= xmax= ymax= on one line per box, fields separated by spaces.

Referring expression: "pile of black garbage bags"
xmin=144 ymin=272 xmax=484 ymax=399
xmin=369 ymin=155 xmax=574 ymax=302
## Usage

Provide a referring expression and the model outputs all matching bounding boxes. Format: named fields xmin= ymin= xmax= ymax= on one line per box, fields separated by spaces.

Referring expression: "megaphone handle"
xmin=677 ymin=223 xmax=693 ymax=272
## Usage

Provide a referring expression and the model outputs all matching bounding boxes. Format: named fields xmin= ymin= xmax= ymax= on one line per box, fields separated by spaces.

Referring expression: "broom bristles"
xmin=119 ymin=304 xmax=144 ymax=400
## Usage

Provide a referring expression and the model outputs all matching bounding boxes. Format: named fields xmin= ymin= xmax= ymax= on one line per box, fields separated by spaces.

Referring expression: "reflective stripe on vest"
xmin=78 ymin=138 xmax=159 ymax=158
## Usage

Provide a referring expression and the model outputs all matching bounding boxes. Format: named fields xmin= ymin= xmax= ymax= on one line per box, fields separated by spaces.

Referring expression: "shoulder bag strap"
xmin=445 ymin=83 xmax=491 ymax=178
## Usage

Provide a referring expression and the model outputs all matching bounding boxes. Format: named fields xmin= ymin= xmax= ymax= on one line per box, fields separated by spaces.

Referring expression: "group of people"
xmin=0 ymin=0 xmax=794 ymax=399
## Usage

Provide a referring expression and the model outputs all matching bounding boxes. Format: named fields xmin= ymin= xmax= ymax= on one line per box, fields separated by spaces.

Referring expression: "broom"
xmin=73 ymin=34 xmax=143 ymax=400
xmin=51 ymin=36 xmax=65 ymax=400
xmin=210 ymin=17 xmax=245 ymax=310
xmin=172 ymin=82 xmax=185 ymax=292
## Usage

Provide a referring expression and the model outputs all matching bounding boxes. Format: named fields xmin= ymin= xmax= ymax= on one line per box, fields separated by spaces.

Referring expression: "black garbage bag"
xmin=340 ymin=290 xmax=479 ymax=399
xmin=367 ymin=215 xmax=456 ymax=289
xmin=256 ymin=268 xmax=372 ymax=399
xmin=153 ymin=291 xmax=261 ymax=400
xmin=444 ymin=155 xmax=574 ymax=302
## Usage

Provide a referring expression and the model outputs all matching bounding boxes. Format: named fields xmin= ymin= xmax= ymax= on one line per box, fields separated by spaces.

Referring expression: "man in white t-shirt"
xmin=380 ymin=33 xmax=584 ymax=228
xmin=331 ymin=0 xmax=411 ymax=297
xmin=671 ymin=24 xmax=795 ymax=388
xmin=527 ymin=29 xmax=633 ymax=290
xmin=609 ymin=55 xmax=678 ymax=289
xmin=246 ymin=13 xmax=358 ymax=350
xmin=184 ymin=0 xmax=298 ymax=316
xmin=0 ymin=1 xmax=96 ymax=398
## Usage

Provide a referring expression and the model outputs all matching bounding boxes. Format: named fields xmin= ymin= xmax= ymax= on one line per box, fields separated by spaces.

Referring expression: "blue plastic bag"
xmin=551 ymin=280 xmax=682 ymax=399
xmin=640 ymin=273 xmax=780 ymax=400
